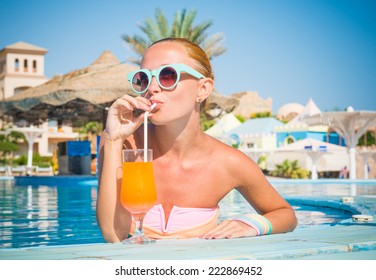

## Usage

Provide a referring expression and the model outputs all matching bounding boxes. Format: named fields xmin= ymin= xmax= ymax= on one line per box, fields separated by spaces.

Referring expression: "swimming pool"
xmin=0 ymin=177 xmax=375 ymax=248
xmin=0 ymin=177 xmax=105 ymax=248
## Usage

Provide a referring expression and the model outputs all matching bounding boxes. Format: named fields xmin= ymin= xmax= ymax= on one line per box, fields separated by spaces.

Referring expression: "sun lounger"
xmin=35 ymin=166 xmax=54 ymax=176
xmin=11 ymin=166 xmax=27 ymax=176
xmin=0 ymin=166 xmax=11 ymax=176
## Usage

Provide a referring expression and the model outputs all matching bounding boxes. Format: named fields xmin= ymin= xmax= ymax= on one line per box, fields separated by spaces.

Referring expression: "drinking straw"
xmin=144 ymin=103 xmax=157 ymax=162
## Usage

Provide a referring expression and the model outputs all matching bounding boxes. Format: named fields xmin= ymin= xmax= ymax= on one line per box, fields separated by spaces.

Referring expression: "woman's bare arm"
xmin=96 ymin=135 xmax=132 ymax=242
xmin=202 ymin=148 xmax=297 ymax=239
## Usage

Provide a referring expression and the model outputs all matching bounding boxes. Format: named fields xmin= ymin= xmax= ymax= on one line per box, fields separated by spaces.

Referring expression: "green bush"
xmin=14 ymin=153 xmax=52 ymax=167
xmin=291 ymin=169 xmax=310 ymax=179
xmin=271 ymin=159 xmax=310 ymax=179
xmin=0 ymin=141 xmax=19 ymax=165
xmin=235 ymin=115 xmax=246 ymax=123
xmin=250 ymin=111 xmax=272 ymax=119
xmin=257 ymin=155 xmax=267 ymax=171
xmin=0 ymin=141 xmax=19 ymax=153
xmin=14 ymin=155 xmax=27 ymax=165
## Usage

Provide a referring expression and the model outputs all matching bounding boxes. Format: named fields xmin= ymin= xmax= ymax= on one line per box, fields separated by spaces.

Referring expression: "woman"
xmin=97 ymin=38 xmax=297 ymax=242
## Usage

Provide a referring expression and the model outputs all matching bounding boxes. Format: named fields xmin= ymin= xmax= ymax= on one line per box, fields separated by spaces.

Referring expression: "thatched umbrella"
xmin=1 ymin=51 xmax=138 ymax=126
xmin=272 ymin=138 xmax=348 ymax=180
xmin=302 ymin=109 xmax=376 ymax=179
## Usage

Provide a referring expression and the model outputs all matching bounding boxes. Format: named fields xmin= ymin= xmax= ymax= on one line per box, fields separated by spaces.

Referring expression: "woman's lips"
xmin=150 ymin=100 xmax=163 ymax=110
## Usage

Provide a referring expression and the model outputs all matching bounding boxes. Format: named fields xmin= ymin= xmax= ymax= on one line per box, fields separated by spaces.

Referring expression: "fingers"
xmin=110 ymin=95 xmax=151 ymax=112
xmin=105 ymin=95 xmax=152 ymax=141
xmin=108 ymin=95 xmax=152 ymax=123
xmin=135 ymin=96 xmax=152 ymax=108
xmin=110 ymin=98 xmax=134 ymax=113
xmin=201 ymin=220 xmax=258 ymax=239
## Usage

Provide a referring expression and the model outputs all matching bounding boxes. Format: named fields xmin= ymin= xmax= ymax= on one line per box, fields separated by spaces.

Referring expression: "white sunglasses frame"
xmin=127 ymin=63 xmax=205 ymax=94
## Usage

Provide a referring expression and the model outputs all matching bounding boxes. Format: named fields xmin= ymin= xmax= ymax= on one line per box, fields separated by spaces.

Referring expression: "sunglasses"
xmin=127 ymin=63 xmax=205 ymax=94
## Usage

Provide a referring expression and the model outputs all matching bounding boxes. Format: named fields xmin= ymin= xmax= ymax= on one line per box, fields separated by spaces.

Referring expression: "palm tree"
xmin=78 ymin=121 xmax=103 ymax=154
xmin=80 ymin=121 xmax=103 ymax=136
xmin=123 ymin=8 xmax=226 ymax=65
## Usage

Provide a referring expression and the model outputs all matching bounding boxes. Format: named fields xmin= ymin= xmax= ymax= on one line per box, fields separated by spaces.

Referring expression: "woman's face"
xmin=140 ymin=42 xmax=201 ymax=125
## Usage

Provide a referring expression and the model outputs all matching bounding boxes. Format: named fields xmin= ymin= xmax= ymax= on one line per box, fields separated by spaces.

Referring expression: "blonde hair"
xmin=149 ymin=38 xmax=214 ymax=80
xmin=149 ymin=38 xmax=213 ymax=110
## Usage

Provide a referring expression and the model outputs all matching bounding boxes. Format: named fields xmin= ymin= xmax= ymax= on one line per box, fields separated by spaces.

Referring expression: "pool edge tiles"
xmin=268 ymin=178 xmax=376 ymax=184
xmin=1 ymin=224 xmax=375 ymax=260
xmin=14 ymin=175 xmax=96 ymax=186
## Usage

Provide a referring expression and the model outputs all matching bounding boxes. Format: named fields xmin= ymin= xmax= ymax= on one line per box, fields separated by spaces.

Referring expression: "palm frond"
xmin=190 ymin=20 xmax=212 ymax=42
xmin=126 ymin=56 xmax=142 ymax=66
xmin=155 ymin=8 xmax=170 ymax=38
xmin=122 ymin=8 xmax=226 ymax=63
xmin=138 ymin=18 xmax=161 ymax=42
xmin=171 ymin=10 xmax=183 ymax=37
xmin=122 ymin=34 xmax=149 ymax=64
xmin=194 ymin=33 xmax=208 ymax=45
xmin=201 ymin=33 xmax=227 ymax=59
xmin=180 ymin=9 xmax=197 ymax=38
xmin=122 ymin=34 xmax=148 ymax=54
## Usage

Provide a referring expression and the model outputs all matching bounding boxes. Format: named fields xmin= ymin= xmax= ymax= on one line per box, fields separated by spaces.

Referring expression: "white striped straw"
xmin=144 ymin=103 xmax=157 ymax=162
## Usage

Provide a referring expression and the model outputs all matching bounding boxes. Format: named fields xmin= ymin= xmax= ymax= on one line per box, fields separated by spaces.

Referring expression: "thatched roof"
xmin=1 ymin=51 xmax=137 ymax=125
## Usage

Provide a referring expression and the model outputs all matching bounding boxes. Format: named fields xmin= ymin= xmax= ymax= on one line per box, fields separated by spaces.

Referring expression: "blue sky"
xmin=1 ymin=0 xmax=375 ymax=113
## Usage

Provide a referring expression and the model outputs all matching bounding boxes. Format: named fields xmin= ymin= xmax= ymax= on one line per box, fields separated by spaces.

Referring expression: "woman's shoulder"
xmin=204 ymin=134 xmax=253 ymax=166
xmin=202 ymin=134 xmax=260 ymax=189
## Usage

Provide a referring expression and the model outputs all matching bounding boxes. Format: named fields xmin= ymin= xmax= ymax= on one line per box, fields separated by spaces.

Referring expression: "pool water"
xmin=0 ymin=178 xmax=374 ymax=248
xmin=218 ymin=190 xmax=357 ymax=227
xmin=0 ymin=178 xmax=105 ymax=248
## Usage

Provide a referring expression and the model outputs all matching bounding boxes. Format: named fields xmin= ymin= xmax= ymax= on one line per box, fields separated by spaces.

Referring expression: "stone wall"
xmin=230 ymin=91 xmax=272 ymax=118
xmin=207 ymin=91 xmax=272 ymax=119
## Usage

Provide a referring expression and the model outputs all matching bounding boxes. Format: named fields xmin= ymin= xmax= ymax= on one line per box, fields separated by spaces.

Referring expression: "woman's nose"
xmin=147 ymin=76 xmax=161 ymax=95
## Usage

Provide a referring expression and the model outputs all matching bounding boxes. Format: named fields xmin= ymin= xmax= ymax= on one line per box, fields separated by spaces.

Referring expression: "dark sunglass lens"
xmin=159 ymin=67 xmax=178 ymax=88
xmin=132 ymin=72 xmax=149 ymax=92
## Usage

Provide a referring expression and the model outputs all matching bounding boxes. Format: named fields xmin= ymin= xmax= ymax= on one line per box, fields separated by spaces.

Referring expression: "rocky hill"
xmin=206 ymin=91 xmax=272 ymax=119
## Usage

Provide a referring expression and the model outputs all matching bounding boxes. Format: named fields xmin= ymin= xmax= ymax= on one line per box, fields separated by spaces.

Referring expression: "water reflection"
xmin=0 ymin=180 xmax=104 ymax=248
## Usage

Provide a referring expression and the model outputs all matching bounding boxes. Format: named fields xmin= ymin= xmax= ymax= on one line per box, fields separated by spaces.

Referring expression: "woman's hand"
xmin=105 ymin=95 xmax=151 ymax=141
xmin=201 ymin=220 xmax=258 ymax=239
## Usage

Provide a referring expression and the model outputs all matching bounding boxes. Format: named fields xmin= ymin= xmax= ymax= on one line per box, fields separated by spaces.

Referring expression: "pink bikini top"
xmin=140 ymin=204 xmax=219 ymax=239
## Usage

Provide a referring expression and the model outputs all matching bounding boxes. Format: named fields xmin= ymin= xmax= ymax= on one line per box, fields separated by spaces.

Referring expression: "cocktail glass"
xmin=120 ymin=149 xmax=157 ymax=244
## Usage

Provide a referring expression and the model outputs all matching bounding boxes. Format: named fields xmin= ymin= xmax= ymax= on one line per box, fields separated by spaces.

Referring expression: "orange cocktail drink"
xmin=120 ymin=161 xmax=157 ymax=216
xmin=121 ymin=149 xmax=156 ymax=244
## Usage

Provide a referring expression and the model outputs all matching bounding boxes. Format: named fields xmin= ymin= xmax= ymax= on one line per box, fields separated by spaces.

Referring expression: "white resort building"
xmin=0 ymin=42 xmax=78 ymax=159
